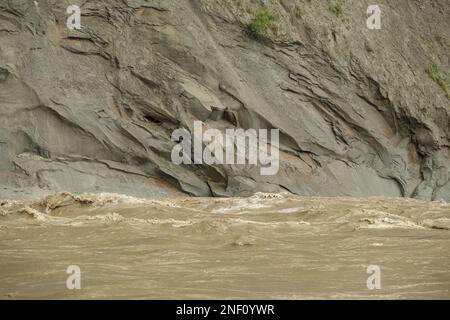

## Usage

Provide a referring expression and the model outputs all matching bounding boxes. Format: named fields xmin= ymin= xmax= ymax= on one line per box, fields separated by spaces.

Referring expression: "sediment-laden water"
xmin=0 ymin=192 xmax=449 ymax=299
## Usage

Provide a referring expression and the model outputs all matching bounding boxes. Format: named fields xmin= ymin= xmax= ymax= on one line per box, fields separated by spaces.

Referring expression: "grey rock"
xmin=0 ymin=0 xmax=449 ymax=201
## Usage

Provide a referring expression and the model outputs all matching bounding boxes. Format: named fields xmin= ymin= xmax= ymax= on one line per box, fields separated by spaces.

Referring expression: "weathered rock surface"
xmin=0 ymin=0 xmax=449 ymax=200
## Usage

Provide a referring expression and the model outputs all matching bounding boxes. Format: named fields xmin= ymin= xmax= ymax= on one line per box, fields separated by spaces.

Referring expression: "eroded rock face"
xmin=0 ymin=0 xmax=449 ymax=200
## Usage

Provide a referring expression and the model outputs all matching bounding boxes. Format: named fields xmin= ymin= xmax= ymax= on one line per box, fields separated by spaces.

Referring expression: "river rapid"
xmin=0 ymin=192 xmax=449 ymax=299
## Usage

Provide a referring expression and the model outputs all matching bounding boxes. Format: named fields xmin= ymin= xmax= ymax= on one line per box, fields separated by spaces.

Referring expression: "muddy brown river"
xmin=0 ymin=192 xmax=449 ymax=299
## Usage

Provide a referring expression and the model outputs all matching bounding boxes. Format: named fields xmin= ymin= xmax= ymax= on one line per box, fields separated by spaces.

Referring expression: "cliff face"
xmin=0 ymin=0 xmax=449 ymax=200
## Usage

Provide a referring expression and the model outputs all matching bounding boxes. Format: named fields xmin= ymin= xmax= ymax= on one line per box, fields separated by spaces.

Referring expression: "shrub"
xmin=427 ymin=63 xmax=450 ymax=99
xmin=295 ymin=6 xmax=304 ymax=18
xmin=329 ymin=0 xmax=344 ymax=17
xmin=248 ymin=9 xmax=276 ymax=34
xmin=435 ymin=35 xmax=446 ymax=47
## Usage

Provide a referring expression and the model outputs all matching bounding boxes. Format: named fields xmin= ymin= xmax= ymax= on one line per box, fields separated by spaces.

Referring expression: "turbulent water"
xmin=0 ymin=192 xmax=449 ymax=299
